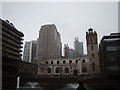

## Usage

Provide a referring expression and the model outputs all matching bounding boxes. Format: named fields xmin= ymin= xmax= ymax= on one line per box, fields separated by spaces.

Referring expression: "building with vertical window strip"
xmin=23 ymin=40 xmax=37 ymax=63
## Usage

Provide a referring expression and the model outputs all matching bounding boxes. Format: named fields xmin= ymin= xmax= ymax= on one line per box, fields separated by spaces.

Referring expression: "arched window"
xmin=92 ymin=63 xmax=95 ymax=71
xmin=82 ymin=59 xmax=85 ymax=63
xmin=47 ymin=68 xmax=51 ymax=73
xmin=51 ymin=61 xmax=53 ymax=64
xmin=92 ymin=53 xmax=95 ymax=58
xmin=76 ymin=60 xmax=78 ymax=63
xmin=91 ymin=46 xmax=94 ymax=50
xmin=65 ymin=67 xmax=69 ymax=73
xmin=46 ymin=61 xmax=48 ymax=64
xmin=69 ymin=60 xmax=72 ymax=64
xmin=63 ymin=60 xmax=66 ymax=64
xmin=57 ymin=61 xmax=60 ymax=64
xmin=82 ymin=67 xmax=87 ymax=73
xmin=56 ymin=67 xmax=60 ymax=73
xmin=90 ymin=38 xmax=94 ymax=43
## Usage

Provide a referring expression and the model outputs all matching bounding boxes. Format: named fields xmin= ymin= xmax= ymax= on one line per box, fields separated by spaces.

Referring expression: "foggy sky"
xmin=2 ymin=2 xmax=118 ymax=54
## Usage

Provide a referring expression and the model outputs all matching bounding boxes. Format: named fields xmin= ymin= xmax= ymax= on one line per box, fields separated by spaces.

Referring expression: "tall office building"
xmin=86 ymin=28 xmax=100 ymax=75
xmin=64 ymin=44 xmax=75 ymax=58
xmin=23 ymin=42 xmax=30 ymax=62
xmin=1 ymin=18 xmax=24 ymax=88
xmin=99 ymin=33 xmax=120 ymax=76
xmin=64 ymin=44 xmax=69 ymax=58
xmin=79 ymin=42 xmax=84 ymax=56
xmin=37 ymin=24 xmax=62 ymax=61
xmin=1 ymin=19 xmax=24 ymax=61
xmin=36 ymin=38 xmax=39 ymax=59
xmin=23 ymin=40 xmax=37 ymax=63
xmin=74 ymin=37 xmax=84 ymax=57
xmin=68 ymin=48 xmax=75 ymax=58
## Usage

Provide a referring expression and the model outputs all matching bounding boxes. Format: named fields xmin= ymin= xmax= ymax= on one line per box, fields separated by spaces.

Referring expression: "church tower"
xmin=86 ymin=28 xmax=100 ymax=75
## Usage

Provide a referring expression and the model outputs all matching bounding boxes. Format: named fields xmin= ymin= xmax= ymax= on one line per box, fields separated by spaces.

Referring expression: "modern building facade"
xmin=74 ymin=37 xmax=84 ymax=58
xmin=23 ymin=40 xmax=37 ymax=63
xmin=64 ymin=44 xmax=69 ymax=58
xmin=23 ymin=42 xmax=30 ymax=62
xmin=1 ymin=19 xmax=24 ymax=61
xmin=1 ymin=19 xmax=38 ymax=89
xmin=86 ymin=28 xmax=100 ymax=75
xmin=79 ymin=42 xmax=84 ymax=57
xmin=1 ymin=18 xmax=24 ymax=88
xmin=99 ymin=33 xmax=120 ymax=77
xmin=37 ymin=24 xmax=62 ymax=61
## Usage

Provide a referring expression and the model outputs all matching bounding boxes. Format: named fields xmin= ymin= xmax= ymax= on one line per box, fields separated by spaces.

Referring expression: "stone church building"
xmin=38 ymin=57 xmax=91 ymax=76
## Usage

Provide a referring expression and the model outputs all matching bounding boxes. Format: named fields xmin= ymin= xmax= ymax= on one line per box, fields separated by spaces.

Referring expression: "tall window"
xmin=89 ymin=38 xmax=94 ymax=43
xmin=63 ymin=60 xmax=66 ymax=64
xmin=65 ymin=67 xmax=69 ymax=73
xmin=47 ymin=68 xmax=51 ymax=73
xmin=46 ymin=61 xmax=48 ymax=64
xmin=56 ymin=67 xmax=60 ymax=73
xmin=82 ymin=67 xmax=87 ymax=73
xmin=92 ymin=53 xmax=95 ymax=58
xmin=91 ymin=46 xmax=94 ymax=50
xmin=57 ymin=61 xmax=60 ymax=64
xmin=76 ymin=60 xmax=78 ymax=63
xmin=51 ymin=61 xmax=53 ymax=64
xmin=92 ymin=63 xmax=95 ymax=71
xmin=69 ymin=60 xmax=72 ymax=64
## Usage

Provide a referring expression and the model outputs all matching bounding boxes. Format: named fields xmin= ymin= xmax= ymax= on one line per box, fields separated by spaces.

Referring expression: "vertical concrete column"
xmin=78 ymin=59 xmax=82 ymax=75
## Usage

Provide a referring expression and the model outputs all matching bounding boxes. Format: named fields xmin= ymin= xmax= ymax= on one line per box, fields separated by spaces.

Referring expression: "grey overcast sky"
xmin=2 ymin=2 xmax=118 ymax=54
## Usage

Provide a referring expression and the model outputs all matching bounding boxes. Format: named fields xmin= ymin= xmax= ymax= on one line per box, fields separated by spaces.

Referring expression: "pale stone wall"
xmin=37 ymin=57 xmax=91 ymax=76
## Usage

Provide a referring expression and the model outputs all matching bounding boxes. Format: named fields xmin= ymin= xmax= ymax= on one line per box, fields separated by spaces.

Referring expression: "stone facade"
xmin=38 ymin=57 xmax=90 ymax=76
xmin=86 ymin=28 xmax=100 ymax=75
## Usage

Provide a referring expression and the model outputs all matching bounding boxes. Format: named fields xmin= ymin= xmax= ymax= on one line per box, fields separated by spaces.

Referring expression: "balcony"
xmin=2 ymin=22 xmax=24 ymax=37
xmin=2 ymin=31 xmax=23 ymax=44
xmin=2 ymin=36 xmax=23 ymax=48
xmin=3 ymin=42 xmax=22 ymax=52
xmin=2 ymin=47 xmax=21 ymax=57
xmin=2 ymin=51 xmax=21 ymax=60
xmin=2 ymin=26 xmax=24 ymax=40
